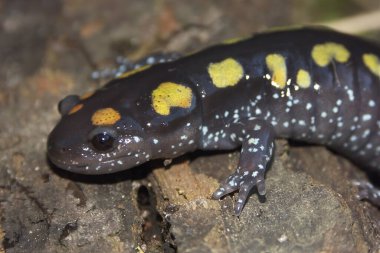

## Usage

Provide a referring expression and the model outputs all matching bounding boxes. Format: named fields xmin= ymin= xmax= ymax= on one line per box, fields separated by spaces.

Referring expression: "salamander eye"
xmin=89 ymin=128 xmax=117 ymax=152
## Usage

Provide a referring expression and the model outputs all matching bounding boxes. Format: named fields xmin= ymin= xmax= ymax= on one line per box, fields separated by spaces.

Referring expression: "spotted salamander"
xmin=48 ymin=27 xmax=380 ymax=215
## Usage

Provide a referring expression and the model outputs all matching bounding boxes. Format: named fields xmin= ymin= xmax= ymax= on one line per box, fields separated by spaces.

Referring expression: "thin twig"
xmin=322 ymin=10 xmax=380 ymax=34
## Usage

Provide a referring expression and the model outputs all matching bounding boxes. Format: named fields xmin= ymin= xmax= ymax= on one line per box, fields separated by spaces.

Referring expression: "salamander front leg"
xmin=211 ymin=119 xmax=275 ymax=215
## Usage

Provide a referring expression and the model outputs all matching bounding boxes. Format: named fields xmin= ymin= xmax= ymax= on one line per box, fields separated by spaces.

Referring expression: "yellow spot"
xmin=152 ymin=82 xmax=192 ymax=116
xmin=311 ymin=42 xmax=350 ymax=67
xmin=118 ymin=65 xmax=150 ymax=79
xmin=68 ymin=104 xmax=83 ymax=115
xmin=222 ymin=37 xmax=246 ymax=45
xmin=208 ymin=58 xmax=244 ymax=88
xmin=296 ymin=69 xmax=311 ymax=88
xmin=264 ymin=25 xmax=304 ymax=33
xmin=363 ymin=53 xmax=380 ymax=77
xmin=265 ymin=54 xmax=287 ymax=89
xmin=80 ymin=91 xmax=94 ymax=100
xmin=91 ymin=108 xmax=121 ymax=126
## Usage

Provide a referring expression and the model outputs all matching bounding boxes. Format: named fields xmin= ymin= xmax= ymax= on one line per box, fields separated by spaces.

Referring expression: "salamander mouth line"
xmin=48 ymin=152 xmax=138 ymax=170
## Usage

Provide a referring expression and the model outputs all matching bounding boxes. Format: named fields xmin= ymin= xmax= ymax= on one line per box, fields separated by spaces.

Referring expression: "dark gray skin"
xmin=48 ymin=27 xmax=380 ymax=215
xmin=48 ymin=67 xmax=202 ymax=174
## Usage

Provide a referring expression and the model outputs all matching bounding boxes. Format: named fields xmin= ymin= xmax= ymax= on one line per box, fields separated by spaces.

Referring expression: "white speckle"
xmin=321 ymin=112 xmax=327 ymax=118
xmin=362 ymin=114 xmax=372 ymax=121
xmin=255 ymin=108 xmax=262 ymax=115
xmin=224 ymin=111 xmax=229 ymax=117
xmin=202 ymin=126 xmax=208 ymax=135
xmin=180 ymin=135 xmax=188 ymax=140
xmin=248 ymin=138 xmax=259 ymax=145
xmin=252 ymin=171 xmax=258 ymax=177
xmin=347 ymin=89 xmax=354 ymax=101
xmin=306 ymin=103 xmax=312 ymax=110
xmin=147 ymin=56 xmax=155 ymax=64
xmin=254 ymin=125 xmax=261 ymax=131
xmin=362 ymin=129 xmax=370 ymax=138
xmin=133 ymin=136 xmax=141 ymax=143
xmin=298 ymin=120 xmax=306 ymax=126
xmin=369 ymin=100 xmax=376 ymax=107
xmin=273 ymin=93 xmax=279 ymax=99
xmin=332 ymin=107 xmax=338 ymax=113
xmin=283 ymin=122 xmax=289 ymax=128
xmin=153 ymin=138 xmax=159 ymax=144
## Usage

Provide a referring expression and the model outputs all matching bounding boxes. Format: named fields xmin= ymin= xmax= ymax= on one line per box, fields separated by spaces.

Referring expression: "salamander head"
xmin=47 ymin=87 xmax=152 ymax=174
xmin=47 ymin=68 xmax=200 ymax=175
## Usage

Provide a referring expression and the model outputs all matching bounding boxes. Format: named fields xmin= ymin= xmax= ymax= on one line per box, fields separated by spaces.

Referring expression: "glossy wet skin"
xmin=48 ymin=27 xmax=380 ymax=214
xmin=47 ymin=67 xmax=200 ymax=174
xmin=47 ymin=89 xmax=150 ymax=174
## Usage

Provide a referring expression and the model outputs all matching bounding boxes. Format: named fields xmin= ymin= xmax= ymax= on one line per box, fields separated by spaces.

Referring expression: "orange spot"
xmin=80 ymin=91 xmax=94 ymax=100
xmin=68 ymin=104 xmax=83 ymax=115
xmin=91 ymin=108 xmax=121 ymax=126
